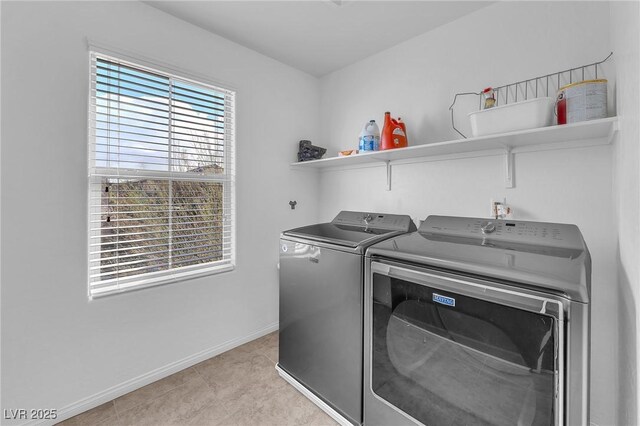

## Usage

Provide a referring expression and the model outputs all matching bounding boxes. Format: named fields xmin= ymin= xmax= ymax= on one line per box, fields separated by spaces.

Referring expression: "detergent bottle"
xmin=380 ymin=112 xmax=408 ymax=150
xmin=358 ymin=120 xmax=380 ymax=152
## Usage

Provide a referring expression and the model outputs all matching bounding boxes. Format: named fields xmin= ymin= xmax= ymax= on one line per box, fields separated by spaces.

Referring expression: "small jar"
xmin=482 ymin=87 xmax=496 ymax=109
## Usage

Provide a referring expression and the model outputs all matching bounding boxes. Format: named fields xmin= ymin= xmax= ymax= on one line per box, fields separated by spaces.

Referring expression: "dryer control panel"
xmin=332 ymin=211 xmax=416 ymax=232
xmin=420 ymin=215 xmax=584 ymax=250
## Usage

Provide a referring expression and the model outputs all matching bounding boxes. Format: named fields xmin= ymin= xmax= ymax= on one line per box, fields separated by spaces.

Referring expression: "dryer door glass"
xmin=371 ymin=273 xmax=557 ymax=426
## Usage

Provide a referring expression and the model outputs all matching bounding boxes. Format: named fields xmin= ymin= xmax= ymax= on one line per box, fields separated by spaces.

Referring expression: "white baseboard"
xmin=24 ymin=322 xmax=278 ymax=426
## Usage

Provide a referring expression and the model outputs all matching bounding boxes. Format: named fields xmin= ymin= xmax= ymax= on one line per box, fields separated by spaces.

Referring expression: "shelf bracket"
xmin=385 ymin=161 xmax=392 ymax=191
xmin=608 ymin=118 xmax=620 ymax=144
xmin=505 ymin=148 xmax=514 ymax=188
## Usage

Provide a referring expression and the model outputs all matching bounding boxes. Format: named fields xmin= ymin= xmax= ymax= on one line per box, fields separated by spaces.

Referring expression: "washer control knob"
xmin=481 ymin=221 xmax=496 ymax=234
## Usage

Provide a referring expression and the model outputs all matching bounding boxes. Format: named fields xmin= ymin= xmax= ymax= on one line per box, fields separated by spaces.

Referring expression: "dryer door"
xmin=366 ymin=261 xmax=565 ymax=426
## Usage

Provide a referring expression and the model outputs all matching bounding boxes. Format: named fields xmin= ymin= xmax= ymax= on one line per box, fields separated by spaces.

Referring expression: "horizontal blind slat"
xmin=89 ymin=170 xmax=233 ymax=182
xmin=91 ymin=136 xmax=226 ymax=154
xmin=172 ymin=95 xmax=225 ymax=115
xmin=91 ymin=128 xmax=228 ymax=147
xmin=90 ymin=250 xmax=232 ymax=280
xmin=95 ymin=66 xmax=170 ymax=89
xmin=89 ymin=217 xmax=229 ymax=225
xmin=95 ymin=219 xmax=227 ymax=230
xmin=95 ymin=71 xmax=171 ymax=92
xmin=95 ymin=98 xmax=171 ymax=118
xmin=96 ymin=119 xmax=169 ymax=135
xmin=94 ymin=137 xmax=226 ymax=153
xmin=91 ymin=244 xmax=233 ymax=260
xmin=90 ymin=208 xmax=227 ymax=216
xmin=90 ymin=246 xmax=230 ymax=271
xmin=90 ymin=223 xmax=230 ymax=239
xmin=89 ymin=231 xmax=233 ymax=248
xmin=172 ymin=82 xmax=225 ymax=103
xmin=170 ymin=113 xmax=225 ymax=129
xmin=96 ymin=58 xmax=169 ymax=82
xmin=96 ymin=81 xmax=170 ymax=102
xmin=89 ymin=234 xmax=232 ymax=249
xmin=91 ymin=240 xmax=232 ymax=260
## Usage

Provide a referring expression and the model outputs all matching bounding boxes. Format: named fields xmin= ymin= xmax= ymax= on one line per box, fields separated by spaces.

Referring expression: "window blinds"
xmin=88 ymin=52 xmax=235 ymax=298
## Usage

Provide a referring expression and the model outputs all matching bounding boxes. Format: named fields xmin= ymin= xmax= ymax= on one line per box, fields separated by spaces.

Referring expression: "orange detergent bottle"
xmin=380 ymin=112 xmax=408 ymax=150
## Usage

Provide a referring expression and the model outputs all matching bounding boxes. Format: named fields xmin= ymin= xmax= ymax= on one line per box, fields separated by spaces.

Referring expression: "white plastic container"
xmin=468 ymin=97 xmax=555 ymax=137
xmin=358 ymin=120 xmax=380 ymax=151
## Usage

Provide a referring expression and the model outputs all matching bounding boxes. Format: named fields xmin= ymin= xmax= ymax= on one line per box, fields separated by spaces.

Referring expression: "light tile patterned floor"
xmin=57 ymin=332 xmax=338 ymax=426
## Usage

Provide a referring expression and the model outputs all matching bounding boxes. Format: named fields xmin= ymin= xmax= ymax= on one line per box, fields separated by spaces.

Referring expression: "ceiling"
xmin=145 ymin=1 xmax=493 ymax=77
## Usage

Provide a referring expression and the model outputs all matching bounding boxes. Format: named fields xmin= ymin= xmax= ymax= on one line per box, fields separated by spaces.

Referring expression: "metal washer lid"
xmin=367 ymin=215 xmax=591 ymax=302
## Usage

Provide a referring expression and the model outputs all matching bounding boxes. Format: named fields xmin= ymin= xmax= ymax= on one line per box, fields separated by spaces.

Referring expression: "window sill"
xmin=89 ymin=263 xmax=235 ymax=299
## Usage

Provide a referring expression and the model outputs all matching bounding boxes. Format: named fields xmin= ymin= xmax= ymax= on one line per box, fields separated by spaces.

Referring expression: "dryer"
xmin=364 ymin=216 xmax=591 ymax=426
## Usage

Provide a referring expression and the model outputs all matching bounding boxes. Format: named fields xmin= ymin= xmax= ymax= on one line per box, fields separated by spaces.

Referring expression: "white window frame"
xmin=87 ymin=46 xmax=236 ymax=299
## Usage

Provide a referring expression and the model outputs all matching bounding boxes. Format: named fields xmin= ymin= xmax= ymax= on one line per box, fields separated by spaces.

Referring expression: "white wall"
xmin=318 ymin=2 xmax=619 ymax=424
xmin=0 ymin=1 xmax=319 ymax=422
xmin=610 ymin=2 xmax=640 ymax=425
xmin=320 ymin=2 xmax=614 ymax=155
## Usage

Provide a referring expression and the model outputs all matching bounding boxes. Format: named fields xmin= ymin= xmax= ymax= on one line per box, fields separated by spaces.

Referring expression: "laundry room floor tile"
xmin=56 ymin=332 xmax=338 ymax=426
xmin=113 ymin=367 xmax=203 ymax=414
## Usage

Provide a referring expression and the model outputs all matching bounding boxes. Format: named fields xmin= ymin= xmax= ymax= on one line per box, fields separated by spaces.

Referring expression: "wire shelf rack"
xmin=449 ymin=52 xmax=613 ymax=139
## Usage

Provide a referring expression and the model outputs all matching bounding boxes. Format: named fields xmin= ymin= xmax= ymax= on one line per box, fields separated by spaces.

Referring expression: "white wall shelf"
xmin=290 ymin=117 xmax=618 ymax=190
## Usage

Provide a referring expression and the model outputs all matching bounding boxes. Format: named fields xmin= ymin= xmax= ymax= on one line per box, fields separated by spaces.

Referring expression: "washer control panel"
xmin=480 ymin=221 xmax=496 ymax=234
xmin=332 ymin=211 xmax=415 ymax=232
xmin=420 ymin=215 xmax=584 ymax=250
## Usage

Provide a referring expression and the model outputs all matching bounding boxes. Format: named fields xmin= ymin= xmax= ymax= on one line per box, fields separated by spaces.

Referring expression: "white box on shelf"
xmin=468 ymin=97 xmax=555 ymax=137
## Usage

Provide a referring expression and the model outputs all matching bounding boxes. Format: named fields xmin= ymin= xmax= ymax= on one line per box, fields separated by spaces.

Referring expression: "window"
xmin=88 ymin=52 xmax=235 ymax=298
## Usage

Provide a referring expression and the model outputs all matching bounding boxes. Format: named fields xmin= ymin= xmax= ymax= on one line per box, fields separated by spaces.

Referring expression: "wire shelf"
xmin=449 ymin=52 xmax=613 ymax=139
